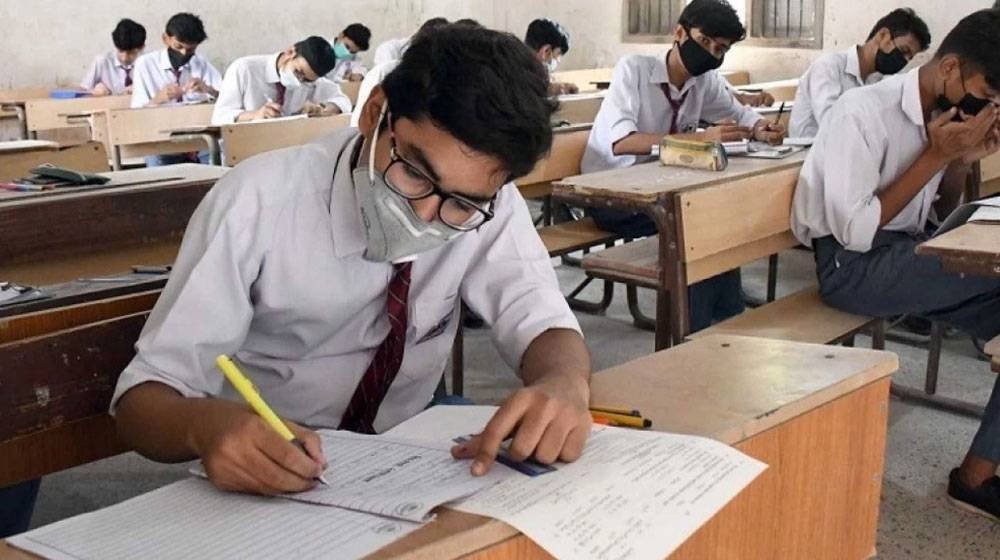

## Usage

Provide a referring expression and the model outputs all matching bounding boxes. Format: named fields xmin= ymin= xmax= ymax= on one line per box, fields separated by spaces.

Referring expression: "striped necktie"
xmin=338 ymin=262 xmax=413 ymax=434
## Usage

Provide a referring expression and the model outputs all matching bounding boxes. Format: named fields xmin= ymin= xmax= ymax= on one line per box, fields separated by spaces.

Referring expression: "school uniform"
xmin=212 ymin=54 xmax=352 ymax=125
xmin=791 ymin=69 xmax=1000 ymax=462
xmin=111 ymin=128 xmax=579 ymax=434
xmin=131 ymin=49 xmax=222 ymax=167
xmin=80 ymin=51 xmax=134 ymax=95
xmin=580 ymin=53 xmax=765 ymax=331
xmin=372 ymin=37 xmax=410 ymax=67
xmin=350 ymin=61 xmax=397 ymax=127
xmin=788 ymin=47 xmax=880 ymax=138
xmin=331 ymin=56 xmax=368 ymax=82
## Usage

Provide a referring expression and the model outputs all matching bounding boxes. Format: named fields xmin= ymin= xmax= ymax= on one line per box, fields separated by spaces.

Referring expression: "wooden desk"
xmin=94 ymin=104 xmax=216 ymax=170
xmin=0 ymin=142 xmax=108 ymax=183
xmin=0 ymin=164 xmax=226 ymax=284
xmin=220 ymin=114 xmax=352 ymax=166
xmin=552 ymin=91 xmax=606 ymax=125
xmin=0 ymin=87 xmax=52 ymax=140
xmin=554 ymin=153 xmax=807 ymax=348
xmin=24 ymin=96 xmax=130 ymax=145
xmin=916 ymin=223 xmax=1000 ymax=278
xmin=0 ymin=334 xmax=896 ymax=560
xmin=0 ymin=140 xmax=58 ymax=154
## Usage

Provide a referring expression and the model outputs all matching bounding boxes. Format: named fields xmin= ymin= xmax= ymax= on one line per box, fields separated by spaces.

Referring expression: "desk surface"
xmin=0 ymin=140 xmax=59 ymax=154
xmin=0 ymin=164 xmax=226 ymax=204
xmin=917 ymin=223 xmax=1000 ymax=277
xmin=554 ymin=151 xmax=807 ymax=204
xmin=0 ymin=334 xmax=897 ymax=560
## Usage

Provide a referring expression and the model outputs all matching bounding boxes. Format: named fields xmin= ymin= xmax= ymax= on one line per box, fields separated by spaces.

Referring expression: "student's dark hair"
xmin=936 ymin=9 xmax=1000 ymax=89
xmin=524 ymin=18 xmax=570 ymax=54
xmin=295 ymin=36 xmax=338 ymax=77
xmin=678 ymin=0 xmax=746 ymax=42
xmin=381 ymin=24 xmax=557 ymax=181
xmin=416 ymin=17 xmax=449 ymax=37
xmin=165 ymin=12 xmax=207 ymax=44
xmin=342 ymin=23 xmax=371 ymax=51
xmin=454 ymin=18 xmax=482 ymax=27
xmin=866 ymin=8 xmax=931 ymax=51
xmin=112 ymin=18 xmax=146 ymax=51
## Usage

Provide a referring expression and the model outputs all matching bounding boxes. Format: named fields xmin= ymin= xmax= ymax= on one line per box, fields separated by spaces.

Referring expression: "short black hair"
xmin=866 ymin=8 xmax=932 ymax=51
xmin=937 ymin=9 xmax=1000 ymax=90
xmin=417 ymin=17 xmax=449 ymax=37
xmin=455 ymin=18 xmax=482 ymax=27
xmin=165 ymin=12 xmax=207 ymax=44
xmin=112 ymin=18 xmax=146 ymax=51
xmin=342 ymin=23 xmax=371 ymax=51
xmin=525 ymin=18 xmax=570 ymax=54
xmin=382 ymin=24 xmax=556 ymax=181
xmin=678 ymin=0 xmax=746 ymax=42
xmin=295 ymin=36 xmax=337 ymax=77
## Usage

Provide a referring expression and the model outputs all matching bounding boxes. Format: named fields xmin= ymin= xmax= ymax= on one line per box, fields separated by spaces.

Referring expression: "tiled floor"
xmin=25 ymin=249 xmax=1000 ymax=558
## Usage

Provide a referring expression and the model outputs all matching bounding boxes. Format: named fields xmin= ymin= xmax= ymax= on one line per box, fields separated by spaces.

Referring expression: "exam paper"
xmin=383 ymin=404 xmax=499 ymax=442
xmin=8 ymin=478 xmax=420 ymax=560
xmin=286 ymin=429 xmax=516 ymax=522
xmin=452 ymin=427 xmax=768 ymax=560
xmin=970 ymin=205 xmax=1000 ymax=224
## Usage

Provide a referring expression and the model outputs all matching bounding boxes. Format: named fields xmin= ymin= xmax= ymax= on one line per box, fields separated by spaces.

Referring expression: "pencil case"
xmin=659 ymin=137 xmax=728 ymax=171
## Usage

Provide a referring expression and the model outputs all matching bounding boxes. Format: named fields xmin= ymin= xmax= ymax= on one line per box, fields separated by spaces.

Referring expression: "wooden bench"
xmin=552 ymin=91 xmax=605 ymax=125
xmin=24 ymin=96 xmax=130 ymax=147
xmin=92 ymin=104 xmax=216 ymax=169
xmin=737 ymin=78 xmax=799 ymax=102
xmin=0 ymin=141 xmax=108 ymax=182
xmin=550 ymin=67 xmax=613 ymax=93
xmin=0 ymin=87 xmax=52 ymax=139
xmin=220 ymin=113 xmax=352 ymax=166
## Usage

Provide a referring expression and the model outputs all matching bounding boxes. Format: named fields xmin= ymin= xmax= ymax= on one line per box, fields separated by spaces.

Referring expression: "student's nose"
xmin=409 ymin=196 xmax=442 ymax=224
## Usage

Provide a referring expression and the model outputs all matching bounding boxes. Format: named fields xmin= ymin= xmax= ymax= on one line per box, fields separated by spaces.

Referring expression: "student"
xmin=81 ymin=18 xmax=146 ymax=96
xmin=111 ymin=24 xmax=592 ymax=495
xmin=331 ymin=23 xmax=371 ymax=82
xmin=212 ymin=36 xmax=351 ymax=125
xmin=580 ymin=0 xmax=784 ymax=332
xmin=524 ymin=18 xmax=578 ymax=95
xmin=791 ymin=9 xmax=1000 ymax=519
xmin=372 ymin=17 xmax=448 ymax=68
xmin=789 ymin=8 xmax=931 ymax=138
xmin=352 ymin=17 xmax=450 ymax=127
xmin=131 ymin=12 xmax=222 ymax=167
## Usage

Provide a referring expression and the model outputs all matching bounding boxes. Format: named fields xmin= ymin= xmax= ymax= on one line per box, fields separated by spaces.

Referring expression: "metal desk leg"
xmin=200 ymin=133 xmax=221 ymax=166
xmin=13 ymin=105 xmax=28 ymax=140
xmin=112 ymin=145 xmax=123 ymax=171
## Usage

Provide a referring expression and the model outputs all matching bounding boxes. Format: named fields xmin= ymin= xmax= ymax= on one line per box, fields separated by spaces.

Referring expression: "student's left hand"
xmin=185 ymin=78 xmax=210 ymax=94
xmin=92 ymin=83 xmax=111 ymax=97
xmin=962 ymin=116 xmax=1000 ymax=164
xmin=736 ymin=91 xmax=775 ymax=107
xmin=452 ymin=370 xmax=591 ymax=476
xmin=752 ymin=120 xmax=786 ymax=145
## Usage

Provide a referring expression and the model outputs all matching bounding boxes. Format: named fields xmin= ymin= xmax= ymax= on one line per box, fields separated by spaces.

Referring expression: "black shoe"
xmin=900 ymin=315 xmax=934 ymax=337
xmin=947 ymin=468 xmax=1000 ymax=522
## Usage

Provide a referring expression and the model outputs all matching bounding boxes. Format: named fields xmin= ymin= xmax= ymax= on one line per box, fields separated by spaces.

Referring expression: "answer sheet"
xmin=452 ymin=426 xmax=767 ymax=560
xmin=9 ymin=478 xmax=420 ymax=560
xmin=287 ymin=430 xmax=516 ymax=522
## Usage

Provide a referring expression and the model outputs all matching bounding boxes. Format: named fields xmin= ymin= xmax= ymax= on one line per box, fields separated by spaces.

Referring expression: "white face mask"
xmin=546 ymin=57 xmax=560 ymax=73
xmin=353 ymin=105 xmax=464 ymax=263
xmin=279 ymin=68 xmax=301 ymax=89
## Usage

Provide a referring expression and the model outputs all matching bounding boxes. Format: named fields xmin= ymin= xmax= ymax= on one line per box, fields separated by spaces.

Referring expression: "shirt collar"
xmin=900 ymin=69 xmax=925 ymax=127
xmin=330 ymin=131 xmax=367 ymax=258
xmin=845 ymin=46 xmax=864 ymax=84
xmin=266 ymin=53 xmax=281 ymax=83
xmin=158 ymin=49 xmax=179 ymax=72
xmin=654 ymin=50 xmax=698 ymax=95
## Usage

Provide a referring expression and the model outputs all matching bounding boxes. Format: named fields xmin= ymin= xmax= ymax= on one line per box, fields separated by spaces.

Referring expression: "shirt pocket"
xmin=399 ymin=294 xmax=460 ymax=382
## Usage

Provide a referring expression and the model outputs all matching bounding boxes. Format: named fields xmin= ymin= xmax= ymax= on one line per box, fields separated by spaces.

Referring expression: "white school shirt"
xmin=372 ymin=37 xmax=410 ymax=68
xmin=211 ymin=54 xmax=353 ymax=125
xmin=789 ymin=47 xmax=882 ymax=138
xmin=130 ymin=49 xmax=222 ymax=108
xmin=80 ymin=51 xmax=133 ymax=95
xmin=110 ymin=128 xmax=580 ymax=433
xmin=331 ymin=56 xmax=368 ymax=82
xmin=350 ymin=61 xmax=398 ymax=127
xmin=580 ymin=53 xmax=762 ymax=173
xmin=791 ymin=70 xmax=942 ymax=253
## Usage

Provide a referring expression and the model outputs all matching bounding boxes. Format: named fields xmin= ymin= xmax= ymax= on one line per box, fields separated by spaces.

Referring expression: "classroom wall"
xmin=1 ymin=0 xmax=994 ymax=89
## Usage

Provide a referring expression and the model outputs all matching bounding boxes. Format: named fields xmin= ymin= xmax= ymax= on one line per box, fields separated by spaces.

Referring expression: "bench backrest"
xmin=101 ymin=104 xmax=215 ymax=158
xmin=0 ymin=141 xmax=108 ymax=182
xmin=552 ymin=92 xmax=605 ymax=125
xmin=221 ymin=113 xmax=352 ymax=166
xmin=550 ymin=67 xmax=613 ymax=93
xmin=741 ymin=78 xmax=799 ymax=102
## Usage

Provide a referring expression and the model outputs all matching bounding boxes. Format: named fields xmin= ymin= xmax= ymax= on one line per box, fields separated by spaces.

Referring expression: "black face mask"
xmin=678 ymin=32 xmax=724 ymax=77
xmin=168 ymin=47 xmax=194 ymax=70
xmin=935 ymin=71 xmax=994 ymax=118
xmin=874 ymin=43 xmax=907 ymax=75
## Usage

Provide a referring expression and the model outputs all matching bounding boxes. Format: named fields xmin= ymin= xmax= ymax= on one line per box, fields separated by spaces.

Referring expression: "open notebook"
xmin=11 ymin=406 xmax=766 ymax=560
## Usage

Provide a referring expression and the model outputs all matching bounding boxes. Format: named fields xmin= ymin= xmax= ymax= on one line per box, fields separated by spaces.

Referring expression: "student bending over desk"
xmin=791 ymin=9 xmax=1000 ymax=522
xmin=131 ymin=12 xmax=221 ymax=167
xmin=789 ymin=8 xmax=931 ymax=138
xmin=112 ymin=25 xmax=592 ymax=496
xmin=212 ymin=35 xmax=352 ymax=125
xmin=80 ymin=18 xmax=146 ymax=97
xmin=330 ymin=23 xmax=372 ymax=83
xmin=580 ymin=0 xmax=785 ymax=331
xmin=524 ymin=18 xmax=578 ymax=95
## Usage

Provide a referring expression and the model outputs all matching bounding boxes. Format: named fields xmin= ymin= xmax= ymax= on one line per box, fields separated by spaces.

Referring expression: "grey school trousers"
xmin=813 ymin=230 xmax=1000 ymax=462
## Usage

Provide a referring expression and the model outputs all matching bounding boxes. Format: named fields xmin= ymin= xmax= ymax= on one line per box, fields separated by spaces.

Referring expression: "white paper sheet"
xmin=452 ymin=427 xmax=768 ymax=560
xmin=970 ymin=205 xmax=1000 ymax=224
xmin=382 ymin=405 xmax=499 ymax=442
xmin=8 ymin=478 xmax=420 ymax=560
xmin=286 ymin=430 xmax=516 ymax=522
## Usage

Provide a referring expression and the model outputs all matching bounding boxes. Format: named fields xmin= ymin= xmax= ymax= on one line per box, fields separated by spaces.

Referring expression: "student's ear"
xmin=938 ymin=54 xmax=961 ymax=81
xmin=161 ymin=32 xmax=170 ymax=47
xmin=358 ymin=86 xmax=388 ymax=138
xmin=537 ymin=44 xmax=552 ymax=61
xmin=673 ymin=25 xmax=686 ymax=44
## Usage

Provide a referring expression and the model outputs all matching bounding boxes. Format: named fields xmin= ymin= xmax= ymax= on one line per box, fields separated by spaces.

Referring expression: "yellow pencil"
xmin=590 ymin=411 xmax=652 ymax=429
xmin=589 ymin=405 xmax=642 ymax=417
xmin=216 ymin=355 xmax=329 ymax=485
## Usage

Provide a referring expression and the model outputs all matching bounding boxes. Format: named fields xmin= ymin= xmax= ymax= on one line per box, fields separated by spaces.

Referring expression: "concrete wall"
xmin=1 ymin=0 xmax=994 ymax=88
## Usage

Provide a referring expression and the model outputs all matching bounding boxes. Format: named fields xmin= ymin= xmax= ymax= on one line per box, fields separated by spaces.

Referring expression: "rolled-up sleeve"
xmin=808 ymin=60 xmax=846 ymax=130
xmin=606 ymin=57 xmax=642 ymax=145
xmin=315 ymin=79 xmax=353 ymax=114
xmin=460 ymin=186 xmax=582 ymax=373
xmin=821 ymin=112 xmax=882 ymax=252
xmin=80 ymin=56 xmax=101 ymax=90
xmin=702 ymin=72 xmax=761 ymax=129
xmin=211 ymin=61 xmax=247 ymax=125
xmin=110 ymin=169 xmax=270 ymax=413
